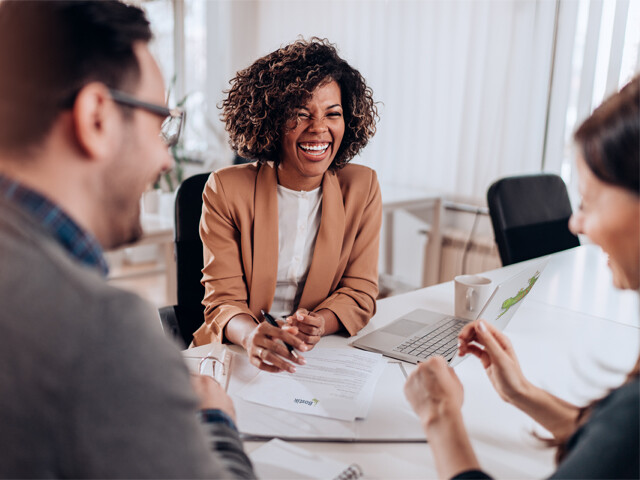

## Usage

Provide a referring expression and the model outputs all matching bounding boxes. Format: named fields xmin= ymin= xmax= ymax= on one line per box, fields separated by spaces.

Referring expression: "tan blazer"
xmin=192 ymin=161 xmax=382 ymax=345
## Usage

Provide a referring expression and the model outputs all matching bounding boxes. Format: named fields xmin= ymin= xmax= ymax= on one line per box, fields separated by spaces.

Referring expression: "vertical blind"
xmin=247 ymin=0 xmax=557 ymax=199
xmin=147 ymin=0 xmax=639 ymax=201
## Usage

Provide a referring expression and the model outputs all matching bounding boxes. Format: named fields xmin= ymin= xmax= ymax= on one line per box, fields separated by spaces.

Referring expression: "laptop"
xmin=352 ymin=259 xmax=547 ymax=365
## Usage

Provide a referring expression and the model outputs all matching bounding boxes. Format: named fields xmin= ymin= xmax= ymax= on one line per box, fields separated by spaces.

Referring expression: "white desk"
xmin=138 ymin=214 xmax=176 ymax=305
xmin=242 ymin=245 xmax=639 ymax=479
xmin=482 ymin=245 xmax=639 ymax=327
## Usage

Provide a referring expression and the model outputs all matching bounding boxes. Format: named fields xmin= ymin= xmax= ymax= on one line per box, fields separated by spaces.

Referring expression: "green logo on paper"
xmin=294 ymin=398 xmax=319 ymax=406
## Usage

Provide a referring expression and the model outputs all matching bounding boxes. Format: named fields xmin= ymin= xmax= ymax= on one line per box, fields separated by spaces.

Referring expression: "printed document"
xmin=232 ymin=360 xmax=425 ymax=441
xmin=235 ymin=348 xmax=386 ymax=421
xmin=250 ymin=439 xmax=363 ymax=479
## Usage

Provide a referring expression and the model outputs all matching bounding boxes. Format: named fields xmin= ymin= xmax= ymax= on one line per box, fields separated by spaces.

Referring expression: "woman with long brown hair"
xmin=404 ymin=75 xmax=639 ymax=479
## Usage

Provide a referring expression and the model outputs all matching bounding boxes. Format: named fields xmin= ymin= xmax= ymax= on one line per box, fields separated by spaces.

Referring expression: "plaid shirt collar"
xmin=0 ymin=173 xmax=109 ymax=276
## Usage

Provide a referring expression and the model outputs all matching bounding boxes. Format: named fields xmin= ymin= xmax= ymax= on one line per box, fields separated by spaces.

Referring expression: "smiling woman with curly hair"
xmin=192 ymin=38 xmax=382 ymax=374
xmin=221 ymin=37 xmax=377 ymax=168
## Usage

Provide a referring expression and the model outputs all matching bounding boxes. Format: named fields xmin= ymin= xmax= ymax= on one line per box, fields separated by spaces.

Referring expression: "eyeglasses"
xmin=109 ymin=89 xmax=185 ymax=147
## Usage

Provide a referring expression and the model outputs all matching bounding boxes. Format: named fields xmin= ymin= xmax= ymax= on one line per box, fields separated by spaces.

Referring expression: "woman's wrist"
xmin=420 ymin=403 xmax=464 ymax=434
xmin=224 ymin=314 xmax=258 ymax=349
xmin=507 ymin=380 xmax=580 ymax=439
xmin=507 ymin=377 xmax=539 ymax=410
xmin=316 ymin=309 xmax=341 ymax=335
xmin=239 ymin=330 xmax=250 ymax=350
xmin=422 ymin=406 xmax=482 ymax=479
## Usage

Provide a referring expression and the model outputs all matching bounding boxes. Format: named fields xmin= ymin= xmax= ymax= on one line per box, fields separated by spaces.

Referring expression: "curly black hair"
xmin=221 ymin=37 xmax=378 ymax=169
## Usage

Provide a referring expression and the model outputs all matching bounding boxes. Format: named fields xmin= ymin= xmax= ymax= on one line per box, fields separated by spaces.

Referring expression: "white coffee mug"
xmin=454 ymin=275 xmax=493 ymax=320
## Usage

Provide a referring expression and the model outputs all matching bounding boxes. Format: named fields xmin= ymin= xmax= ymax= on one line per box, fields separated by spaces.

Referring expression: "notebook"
xmin=351 ymin=259 xmax=547 ymax=365
xmin=250 ymin=438 xmax=363 ymax=479
xmin=182 ymin=343 xmax=233 ymax=390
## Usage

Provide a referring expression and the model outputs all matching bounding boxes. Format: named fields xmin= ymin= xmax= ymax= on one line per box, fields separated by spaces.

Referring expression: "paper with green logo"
xmin=235 ymin=348 xmax=386 ymax=421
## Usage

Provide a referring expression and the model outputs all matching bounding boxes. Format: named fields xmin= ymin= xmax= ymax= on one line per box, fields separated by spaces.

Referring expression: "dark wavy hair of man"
xmin=0 ymin=0 xmax=151 ymax=155
xmin=221 ymin=37 xmax=378 ymax=169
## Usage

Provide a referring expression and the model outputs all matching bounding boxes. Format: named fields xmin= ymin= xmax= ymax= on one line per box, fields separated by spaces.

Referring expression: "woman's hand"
xmin=404 ymin=356 xmax=464 ymax=427
xmin=285 ymin=309 xmax=324 ymax=349
xmin=457 ymin=320 xmax=529 ymax=404
xmin=242 ymin=319 xmax=308 ymax=373
xmin=459 ymin=320 xmax=580 ymax=438
xmin=285 ymin=309 xmax=340 ymax=350
xmin=404 ymin=357 xmax=481 ymax=478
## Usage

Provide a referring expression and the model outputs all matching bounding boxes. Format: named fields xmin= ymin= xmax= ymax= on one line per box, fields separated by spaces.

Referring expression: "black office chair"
xmin=487 ymin=173 xmax=580 ymax=266
xmin=159 ymin=172 xmax=210 ymax=347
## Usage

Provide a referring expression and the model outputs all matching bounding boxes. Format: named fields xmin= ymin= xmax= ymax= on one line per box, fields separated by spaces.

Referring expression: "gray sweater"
xmin=0 ymin=197 xmax=255 ymax=478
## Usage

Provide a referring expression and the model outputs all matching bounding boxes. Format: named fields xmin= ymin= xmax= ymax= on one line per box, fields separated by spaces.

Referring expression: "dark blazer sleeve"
xmin=314 ymin=169 xmax=382 ymax=335
xmin=549 ymin=380 xmax=639 ymax=479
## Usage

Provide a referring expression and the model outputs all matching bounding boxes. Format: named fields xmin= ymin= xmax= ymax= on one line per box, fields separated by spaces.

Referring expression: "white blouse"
xmin=270 ymin=184 xmax=323 ymax=319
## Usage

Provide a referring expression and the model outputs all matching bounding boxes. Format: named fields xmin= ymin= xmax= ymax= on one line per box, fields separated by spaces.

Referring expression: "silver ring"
xmin=256 ymin=347 xmax=264 ymax=359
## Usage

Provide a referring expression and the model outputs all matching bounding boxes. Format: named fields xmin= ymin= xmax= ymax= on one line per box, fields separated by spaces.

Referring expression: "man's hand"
xmin=190 ymin=374 xmax=236 ymax=422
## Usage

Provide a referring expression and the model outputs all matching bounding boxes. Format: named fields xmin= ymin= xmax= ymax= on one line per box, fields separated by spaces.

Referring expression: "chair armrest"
xmin=159 ymin=305 xmax=187 ymax=348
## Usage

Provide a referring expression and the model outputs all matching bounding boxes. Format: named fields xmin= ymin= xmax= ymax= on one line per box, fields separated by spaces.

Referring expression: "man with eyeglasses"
xmin=0 ymin=1 xmax=254 ymax=478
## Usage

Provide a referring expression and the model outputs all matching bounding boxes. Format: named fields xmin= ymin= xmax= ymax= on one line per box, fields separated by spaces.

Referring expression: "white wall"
xmin=207 ymin=0 xmax=557 ymax=200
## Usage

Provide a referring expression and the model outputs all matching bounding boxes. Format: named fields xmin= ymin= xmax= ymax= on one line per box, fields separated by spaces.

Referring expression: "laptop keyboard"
xmin=392 ymin=317 xmax=467 ymax=360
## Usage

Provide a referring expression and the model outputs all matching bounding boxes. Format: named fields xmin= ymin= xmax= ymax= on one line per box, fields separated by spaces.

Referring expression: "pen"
xmin=261 ymin=309 xmax=300 ymax=360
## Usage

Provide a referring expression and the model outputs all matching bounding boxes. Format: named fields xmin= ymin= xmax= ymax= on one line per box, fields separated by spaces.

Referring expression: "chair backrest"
xmin=487 ymin=174 xmax=580 ymax=266
xmin=173 ymin=172 xmax=210 ymax=345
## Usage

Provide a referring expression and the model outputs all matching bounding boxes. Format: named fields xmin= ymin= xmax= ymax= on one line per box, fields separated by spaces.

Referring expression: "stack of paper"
xmin=249 ymin=439 xmax=363 ymax=480
xmin=236 ymin=348 xmax=386 ymax=421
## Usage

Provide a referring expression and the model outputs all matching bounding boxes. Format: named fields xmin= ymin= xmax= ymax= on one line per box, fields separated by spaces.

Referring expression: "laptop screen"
xmin=476 ymin=259 xmax=548 ymax=330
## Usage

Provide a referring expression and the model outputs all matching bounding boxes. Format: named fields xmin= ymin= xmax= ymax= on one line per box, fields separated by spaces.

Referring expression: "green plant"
xmin=156 ymin=141 xmax=185 ymax=192
xmin=155 ymin=76 xmax=188 ymax=192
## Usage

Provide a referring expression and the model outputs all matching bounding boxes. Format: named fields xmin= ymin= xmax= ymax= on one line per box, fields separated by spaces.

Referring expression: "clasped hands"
xmin=245 ymin=309 xmax=330 ymax=373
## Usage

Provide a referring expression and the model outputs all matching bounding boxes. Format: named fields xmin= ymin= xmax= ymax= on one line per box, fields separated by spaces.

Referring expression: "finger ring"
xmin=256 ymin=347 xmax=264 ymax=359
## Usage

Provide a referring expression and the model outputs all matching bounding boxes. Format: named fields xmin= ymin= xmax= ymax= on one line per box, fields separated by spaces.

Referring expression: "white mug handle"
xmin=465 ymin=287 xmax=477 ymax=312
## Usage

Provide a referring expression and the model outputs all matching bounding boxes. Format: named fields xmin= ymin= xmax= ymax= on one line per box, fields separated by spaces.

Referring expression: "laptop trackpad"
xmin=381 ymin=319 xmax=425 ymax=337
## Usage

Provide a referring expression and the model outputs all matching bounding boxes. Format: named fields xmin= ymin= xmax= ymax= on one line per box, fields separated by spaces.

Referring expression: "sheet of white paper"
xmin=250 ymin=439 xmax=362 ymax=480
xmin=232 ymin=361 xmax=425 ymax=441
xmin=236 ymin=348 xmax=386 ymax=421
